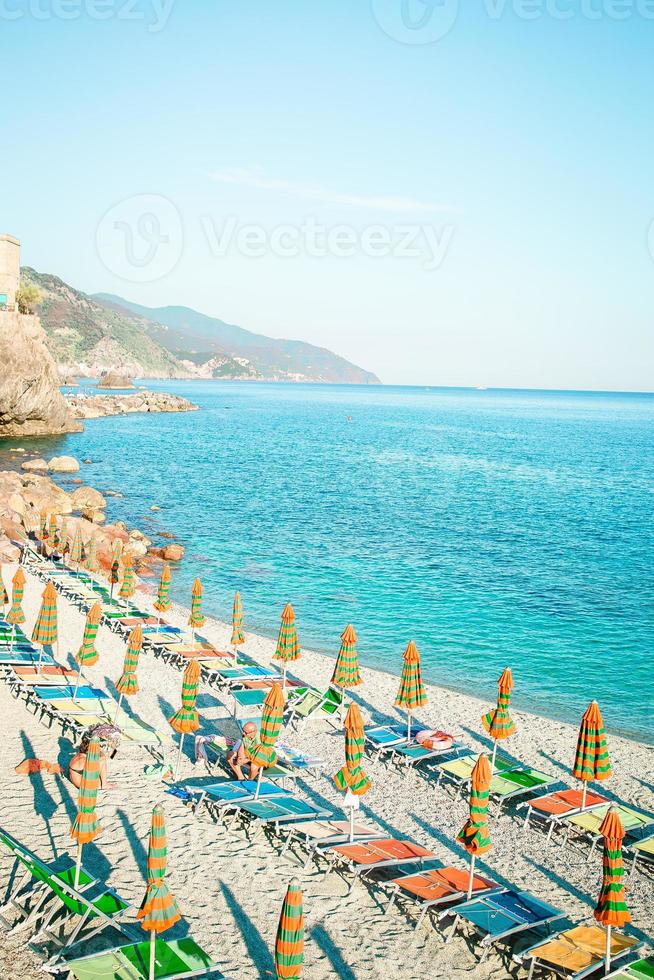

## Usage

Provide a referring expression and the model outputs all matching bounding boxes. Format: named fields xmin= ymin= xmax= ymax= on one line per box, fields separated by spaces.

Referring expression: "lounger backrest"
xmin=292 ymin=690 xmax=323 ymax=718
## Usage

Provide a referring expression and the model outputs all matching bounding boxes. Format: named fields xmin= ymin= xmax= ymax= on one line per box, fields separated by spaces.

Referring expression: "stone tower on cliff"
xmin=0 ymin=234 xmax=20 ymax=309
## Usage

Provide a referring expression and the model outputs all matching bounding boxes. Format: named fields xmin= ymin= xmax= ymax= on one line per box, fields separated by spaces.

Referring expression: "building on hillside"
xmin=0 ymin=234 xmax=20 ymax=310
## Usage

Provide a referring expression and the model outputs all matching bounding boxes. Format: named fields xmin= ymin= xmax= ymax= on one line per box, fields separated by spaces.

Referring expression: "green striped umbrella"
xmin=70 ymin=736 xmax=102 ymax=888
xmin=594 ymin=807 xmax=631 ymax=973
xmin=482 ymin=667 xmax=517 ymax=767
xmin=74 ymin=602 xmax=102 ymax=695
xmin=85 ymin=536 xmax=100 ymax=573
xmin=334 ymin=702 xmax=372 ymax=840
xmin=109 ymin=558 xmax=120 ymax=600
xmin=231 ymin=591 xmax=245 ymax=647
xmin=48 ymin=515 xmax=60 ymax=552
xmin=395 ymin=640 xmax=427 ymax=740
xmin=119 ymin=555 xmax=136 ymax=609
xmin=39 ymin=510 xmax=49 ymax=544
xmin=273 ymin=602 xmax=300 ymax=687
xmin=187 ymin=578 xmax=206 ymax=636
xmin=246 ymin=683 xmax=286 ymax=794
xmin=573 ymin=700 xmax=612 ymax=809
xmin=169 ymin=660 xmax=202 ymax=776
xmin=114 ymin=625 xmax=143 ymax=722
xmin=457 ymin=753 xmax=493 ymax=898
xmin=61 ymin=521 xmax=70 ymax=561
xmin=331 ymin=624 xmax=362 ymax=691
xmin=7 ymin=569 xmax=26 ymax=654
xmin=154 ymin=564 xmax=172 ymax=613
xmin=32 ymin=580 xmax=58 ymax=668
xmin=275 ymin=879 xmax=304 ymax=980
xmin=137 ymin=805 xmax=181 ymax=980
xmin=70 ymin=526 xmax=84 ymax=566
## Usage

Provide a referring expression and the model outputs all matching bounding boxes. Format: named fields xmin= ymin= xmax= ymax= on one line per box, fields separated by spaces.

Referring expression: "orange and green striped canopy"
xmin=0 ymin=567 xmax=7 ymax=607
xmin=137 ymin=805 xmax=181 ymax=934
xmin=39 ymin=510 xmax=49 ymax=541
xmin=457 ymin=753 xmax=493 ymax=856
xmin=48 ymin=515 xmax=60 ymax=550
xmin=70 ymin=526 xmax=84 ymax=565
xmin=154 ymin=564 xmax=172 ymax=613
xmin=275 ymin=879 xmax=304 ymax=979
xmin=188 ymin=578 xmax=206 ymax=629
xmin=110 ymin=559 xmax=120 ymax=586
xmin=331 ymin=624 xmax=362 ymax=689
xmin=7 ymin=567 xmax=26 ymax=626
xmin=573 ymin=701 xmax=612 ymax=784
xmin=116 ymin=625 xmax=143 ymax=696
xmin=246 ymin=683 xmax=285 ymax=768
xmin=395 ymin=640 xmax=427 ymax=711
xmin=231 ymin=591 xmax=245 ymax=645
xmin=274 ymin=602 xmax=300 ymax=663
xmin=482 ymin=667 xmax=517 ymax=742
xmin=70 ymin=736 xmax=102 ymax=845
xmin=169 ymin=660 xmax=201 ymax=734
xmin=85 ymin=536 xmax=100 ymax=573
xmin=32 ymin=580 xmax=58 ymax=647
xmin=594 ymin=807 xmax=631 ymax=928
xmin=119 ymin=555 xmax=136 ymax=599
xmin=77 ymin=602 xmax=102 ymax=667
xmin=334 ymin=702 xmax=372 ymax=796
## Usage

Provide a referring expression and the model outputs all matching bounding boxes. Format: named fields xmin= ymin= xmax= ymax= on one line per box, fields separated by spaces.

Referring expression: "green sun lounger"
xmin=286 ymin=685 xmax=344 ymax=729
xmin=627 ymin=833 xmax=654 ymax=875
xmin=606 ymin=958 xmax=654 ymax=980
xmin=488 ymin=767 xmax=557 ymax=812
xmin=57 ymin=936 xmax=221 ymax=978
xmin=560 ymin=804 xmax=654 ymax=856
xmin=434 ymin=752 xmax=516 ymax=795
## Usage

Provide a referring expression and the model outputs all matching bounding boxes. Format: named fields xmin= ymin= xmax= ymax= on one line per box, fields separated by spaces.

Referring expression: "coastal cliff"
xmin=0 ymin=311 xmax=81 ymax=439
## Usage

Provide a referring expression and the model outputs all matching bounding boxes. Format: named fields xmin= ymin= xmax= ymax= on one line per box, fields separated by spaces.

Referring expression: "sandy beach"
xmin=0 ymin=560 xmax=652 ymax=979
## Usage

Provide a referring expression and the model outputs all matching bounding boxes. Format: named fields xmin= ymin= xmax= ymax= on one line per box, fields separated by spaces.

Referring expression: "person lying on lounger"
xmin=226 ymin=722 xmax=261 ymax=780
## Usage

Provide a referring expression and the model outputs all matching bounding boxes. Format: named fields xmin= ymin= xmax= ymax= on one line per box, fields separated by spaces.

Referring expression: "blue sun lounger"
xmin=32 ymin=685 xmax=108 ymax=702
xmin=0 ymin=649 xmax=55 ymax=666
xmin=193 ymin=779 xmax=288 ymax=818
xmin=364 ymin=722 xmax=429 ymax=759
xmin=440 ymin=888 xmax=564 ymax=962
xmin=224 ymin=794 xmax=332 ymax=837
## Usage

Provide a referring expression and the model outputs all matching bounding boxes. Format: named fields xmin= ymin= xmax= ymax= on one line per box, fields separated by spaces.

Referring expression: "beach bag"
xmin=415 ymin=730 xmax=453 ymax=751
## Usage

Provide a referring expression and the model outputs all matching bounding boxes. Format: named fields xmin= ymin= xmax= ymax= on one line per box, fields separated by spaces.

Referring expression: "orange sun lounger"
xmin=328 ymin=838 xmax=435 ymax=892
xmin=520 ymin=788 xmax=609 ymax=840
xmin=385 ymin=865 xmax=498 ymax=930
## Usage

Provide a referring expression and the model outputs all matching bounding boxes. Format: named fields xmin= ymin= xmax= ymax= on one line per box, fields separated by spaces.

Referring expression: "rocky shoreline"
xmin=66 ymin=390 xmax=198 ymax=419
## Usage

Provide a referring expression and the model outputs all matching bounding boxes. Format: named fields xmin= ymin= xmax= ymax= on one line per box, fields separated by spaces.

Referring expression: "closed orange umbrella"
xmin=273 ymin=602 xmax=301 ymax=688
xmin=594 ymin=807 xmax=631 ymax=973
xmin=7 ymin=568 xmax=26 ymax=653
xmin=32 ymin=580 xmax=58 ymax=668
xmin=70 ymin=736 xmax=102 ymax=888
xmin=169 ymin=660 xmax=202 ymax=776
xmin=114 ymin=625 xmax=143 ymax=723
xmin=331 ymin=624 xmax=362 ymax=692
xmin=334 ymin=703 xmax=372 ymax=841
xmin=275 ymin=879 xmax=304 ymax=979
xmin=137 ymin=805 xmax=181 ymax=980
xmin=246 ymin=683 xmax=286 ymax=797
xmin=188 ymin=578 xmax=206 ymax=640
xmin=74 ymin=601 xmax=102 ymax=697
xmin=231 ymin=591 xmax=245 ymax=647
xmin=573 ymin=701 xmax=612 ymax=809
xmin=395 ymin=640 xmax=427 ymax=741
xmin=482 ymin=667 xmax=517 ymax=768
xmin=457 ymin=753 xmax=493 ymax=899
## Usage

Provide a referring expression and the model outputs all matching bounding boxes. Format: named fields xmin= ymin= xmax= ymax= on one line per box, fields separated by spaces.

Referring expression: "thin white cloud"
xmin=208 ymin=167 xmax=453 ymax=215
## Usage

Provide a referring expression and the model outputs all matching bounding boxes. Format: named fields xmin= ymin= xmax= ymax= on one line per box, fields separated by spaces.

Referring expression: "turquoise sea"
xmin=4 ymin=382 xmax=653 ymax=742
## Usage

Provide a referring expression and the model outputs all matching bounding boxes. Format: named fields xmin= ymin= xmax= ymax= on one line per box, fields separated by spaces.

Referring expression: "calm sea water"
xmin=5 ymin=382 xmax=653 ymax=742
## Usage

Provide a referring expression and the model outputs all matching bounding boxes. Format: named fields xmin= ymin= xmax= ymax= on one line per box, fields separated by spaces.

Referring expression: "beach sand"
xmin=0 ymin=563 xmax=652 ymax=978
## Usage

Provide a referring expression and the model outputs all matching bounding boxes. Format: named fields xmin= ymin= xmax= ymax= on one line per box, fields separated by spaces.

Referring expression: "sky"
xmin=2 ymin=0 xmax=653 ymax=390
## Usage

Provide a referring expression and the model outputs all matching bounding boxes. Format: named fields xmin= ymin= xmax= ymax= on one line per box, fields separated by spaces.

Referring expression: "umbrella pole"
xmin=73 ymin=667 xmax=83 ymax=700
xmin=37 ymin=644 xmax=45 ymax=671
xmin=175 ymin=734 xmax=185 ymax=778
xmin=9 ymin=624 xmax=15 ymax=654
xmin=113 ymin=693 xmax=123 ymax=725
xmin=282 ymin=663 xmax=287 ymax=690
xmin=581 ymin=781 xmax=588 ymax=810
xmin=149 ymin=929 xmax=156 ymax=980
xmin=605 ymin=925 xmax=611 ymax=974
xmin=349 ymin=805 xmax=355 ymax=844
xmin=467 ymin=854 xmax=476 ymax=900
xmin=254 ymin=765 xmax=264 ymax=800
xmin=491 ymin=741 xmax=498 ymax=770
xmin=74 ymin=843 xmax=83 ymax=890
xmin=407 ymin=709 xmax=412 ymax=743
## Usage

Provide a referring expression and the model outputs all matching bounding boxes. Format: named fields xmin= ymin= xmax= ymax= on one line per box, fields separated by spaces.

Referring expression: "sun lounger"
xmin=558 ymin=804 xmax=654 ymax=856
xmin=286 ymin=685 xmax=344 ymax=729
xmin=434 ymin=751 xmax=516 ymax=795
xmin=520 ymin=924 xmax=640 ymax=979
xmin=55 ymin=936 xmax=221 ymax=978
xmin=440 ymin=888 xmax=564 ymax=962
xmin=488 ymin=767 xmax=558 ymax=812
xmin=520 ymin=788 xmax=610 ymax=840
xmin=0 ymin=649 xmax=56 ymax=666
xmin=279 ymin=819 xmax=386 ymax=867
xmin=364 ymin=722 xmax=429 ymax=759
xmin=391 ymin=739 xmax=465 ymax=770
xmin=193 ymin=779 xmax=288 ymax=819
xmin=326 ymin=838 xmax=436 ymax=893
xmin=605 ymin=957 xmax=654 ymax=979
xmin=206 ymin=664 xmax=281 ymax=689
xmin=0 ymin=826 xmax=131 ymax=963
xmin=384 ymin=865 xmax=498 ymax=930
xmin=627 ymin=833 xmax=654 ymax=875
xmin=231 ymin=685 xmax=308 ymax=716
xmin=224 ymin=794 xmax=332 ymax=838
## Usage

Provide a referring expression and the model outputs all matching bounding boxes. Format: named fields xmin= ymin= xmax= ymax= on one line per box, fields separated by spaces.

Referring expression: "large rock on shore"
xmin=68 ymin=391 xmax=198 ymax=419
xmin=98 ymin=372 xmax=135 ymax=389
xmin=48 ymin=455 xmax=80 ymax=473
xmin=21 ymin=458 xmax=49 ymax=472
xmin=0 ymin=311 xmax=82 ymax=438
xmin=71 ymin=485 xmax=106 ymax=511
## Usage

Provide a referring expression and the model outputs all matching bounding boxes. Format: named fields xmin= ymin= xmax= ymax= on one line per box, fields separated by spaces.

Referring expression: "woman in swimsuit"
xmin=69 ymin=733 xmax=112 ymax=789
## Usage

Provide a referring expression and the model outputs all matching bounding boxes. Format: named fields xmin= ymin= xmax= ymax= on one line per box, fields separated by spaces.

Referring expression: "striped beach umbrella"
xmin=169 ymin=660 xmax=201 ymax=776
xmin=70 ymin=526 xmax=84 ymax=566
xmin=75 ymin=602 xmax=102 ymax=691
xmin=187 ymin=578 xmax=206 ymax=636
xmin=594 ymin=807 xmax=631 ymax=973
xmin=395 ymin=640 xmax=427 ymax=740
xmin=331 ymin=624 xmax=362 ymax=691
xmin=109 ymin=558 xmax=120 ymax=599
xmin=119 ymin=554 xmax=136 ymax=607
xmin=457 ymin=753 xmax=493 ymax=898
xmin=246 ymin=683 xmax=286 ymax=791
xmin=0 ymin=566 xmax=7 ymax=608
xmin=137 ymin=805 xmax=181 ymax=980
xmin=85 ymin=536 xmax=100 ymax=573
xmin=39 ymin=509 xmax=49 ymax=544
xmin=573 ymin=700 xmax=612 ymax=809
xmin=115 ymin=625 xmax=143 ymax=700
xmin=32 ymin=580 xmax=58 ymax=667
xmin=482 ymin=667 xmax=517 ymax=767
xmin=60 ymin=520 xmax=70 ymax=561
xmin=334 ymin=703 xmax=372 ymax=840
xmin=154 ymin=564 xmax=172 ymax=613
xmin=7 ymin=567 xmax=26 ymax=626
xmin=48 ymin=515 xmax=60 ymax=552
xmin=273 ymin=602 xmax=300 ymax=687
xmin=275 ymin=879 xmax=304 ymax=980
xmin=70 ymin=736 xmax=102 ymax=888
xmin=231 ymin=591 xmax=245 ymax=647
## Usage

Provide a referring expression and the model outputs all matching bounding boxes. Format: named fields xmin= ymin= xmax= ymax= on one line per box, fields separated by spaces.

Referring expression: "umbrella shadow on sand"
xmin=310 ymin=923 xmax=356 ymax=980
xmin=103 ymin=676 xmax=140 ymax=724
xmin=18 ymin=729 xmax=59 ymax=858
xmin=409 ymin=812 xmax=516 ymax=893
xmin=460 ymin=725 xmax=524 ymax=767
xmin=219 ymin=881 xmax=275 ymax=976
